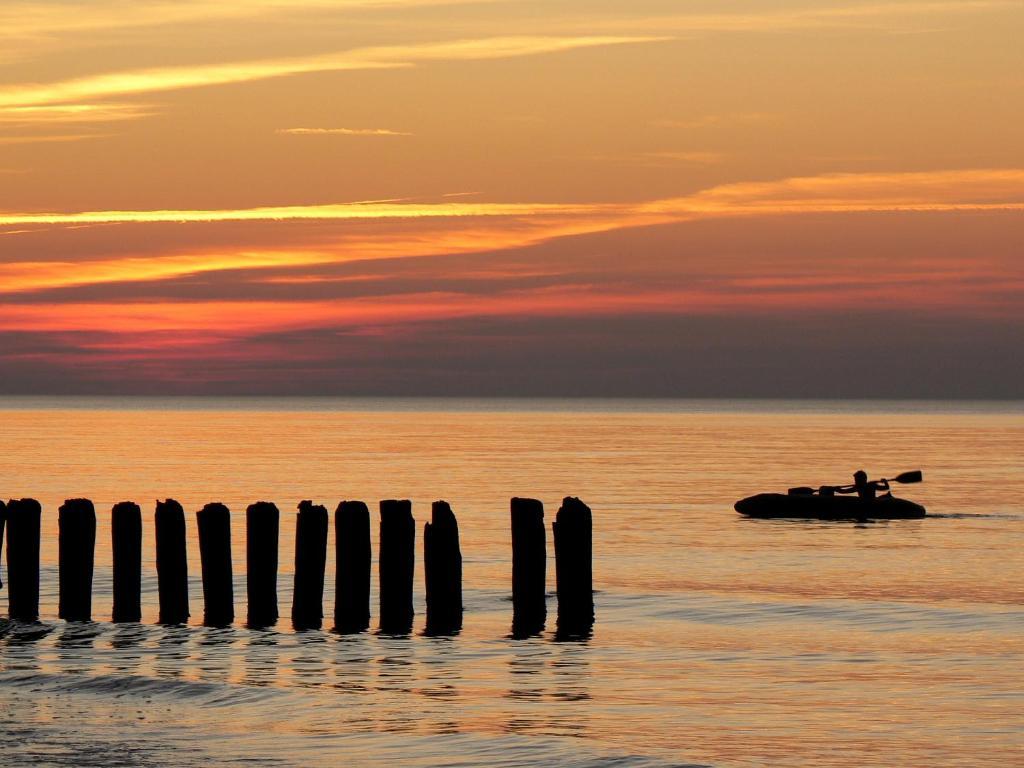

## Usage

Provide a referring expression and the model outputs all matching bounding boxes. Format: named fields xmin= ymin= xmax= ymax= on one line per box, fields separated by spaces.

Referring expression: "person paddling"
xmin=842 ymin=469 xmax=889 ymax=500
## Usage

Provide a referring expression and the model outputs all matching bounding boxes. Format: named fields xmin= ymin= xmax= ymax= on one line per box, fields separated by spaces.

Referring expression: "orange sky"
xmin=1 ymin=0 xmax=1022 ymax=396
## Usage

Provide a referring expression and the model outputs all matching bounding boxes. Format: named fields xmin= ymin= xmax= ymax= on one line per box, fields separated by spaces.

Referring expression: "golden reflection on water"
xmin=0 ymin=399 xmax=1022 ymax=767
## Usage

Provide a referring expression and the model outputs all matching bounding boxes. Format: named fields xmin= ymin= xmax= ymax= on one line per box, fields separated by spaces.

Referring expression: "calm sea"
xmin=1 ymin=398 xmax=1022 ymax=767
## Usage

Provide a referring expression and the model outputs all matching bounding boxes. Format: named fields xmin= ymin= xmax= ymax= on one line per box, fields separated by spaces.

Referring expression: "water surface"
xmin=1 ymin=398 xmax=1022 ymax=766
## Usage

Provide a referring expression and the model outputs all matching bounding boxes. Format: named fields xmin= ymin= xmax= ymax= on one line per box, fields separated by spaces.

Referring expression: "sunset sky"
xmin=1 ymin=0 xmax=1022 ymax=396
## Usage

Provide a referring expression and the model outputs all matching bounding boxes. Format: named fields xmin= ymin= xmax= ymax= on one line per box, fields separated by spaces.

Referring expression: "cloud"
xmin=591 ymin=0 xmax=1015 ymax=35
xmin=0 ymin=103 xmax=154 ymax=125
xmin=0 ymin=200 xmax=613 ymax=227
xmin=651 ymin=168 xmax=1024 ymax=214
xmin=0 ymin=35 xmax=663 ymax=111
xmin=2 ymin=168 xmax=1021 ymax=231
xmin=0 ymin=133 xmax=112 ymax=145
xmin=1 ymin=200 xmax=1021 ymax=396
xmin=278 ymin=127 xmax=413 ymax=136
xmin=0 ymin=213 xmax=649 ymax=295
xmin=4 ymin=312 xmax=1022 ymax=397
xmin=1 ymin=167 xmax=1021 ymax=297
xmin=1 ymin=267 xmax=1019 ymax=340
xmin=1 ymin=284 xmax=861 ymax=339
xmin=0 ymin=0 xmax=498 ymax=46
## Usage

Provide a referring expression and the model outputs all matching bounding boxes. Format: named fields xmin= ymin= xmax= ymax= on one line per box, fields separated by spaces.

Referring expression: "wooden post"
xmin=511 ymin=497 xmax=546 ymax=637
xmin=246 ymin=501 xmax=279 ymax=628
xmin=379 ymin=499 xmax=414 ymax=634
xmin=334 ymin=500 xmax=370 ymax=633
xmin=197 ymin=502 xmax=234 ymax=627
xmin=58 ymin=498 xmax=96 ymax=622
xmin=6 ymin=498 xmax=41 ymax=622
xmin=424 ymin=500 xmax=462 ymax=635
xmin=0 ymin=499 xmax=7 ymax=591
xmin=553 ymin=496 xmax=594 ymax=636
xmin=111 ymin=501 xmax=142 ymax=623
xmin=155 ymin=499 xmax=189 ymax=624
xmin=292 ymin=500 xmax=327 ymax=630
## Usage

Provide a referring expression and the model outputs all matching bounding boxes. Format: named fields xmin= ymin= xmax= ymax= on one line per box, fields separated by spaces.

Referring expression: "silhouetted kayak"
xmin=735 ymin=493 xmax=926 ymax=520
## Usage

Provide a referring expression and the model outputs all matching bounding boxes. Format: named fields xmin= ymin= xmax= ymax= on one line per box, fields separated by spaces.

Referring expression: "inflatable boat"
xmin=735 ymin=492 xmax=926 ymax=520
xmin=735 ymin=470 xmax=926 ymax=520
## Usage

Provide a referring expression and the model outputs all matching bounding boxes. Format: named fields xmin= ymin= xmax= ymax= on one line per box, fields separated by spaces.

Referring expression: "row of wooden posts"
xmin=0 ymin=496 xmax=593 ymax=637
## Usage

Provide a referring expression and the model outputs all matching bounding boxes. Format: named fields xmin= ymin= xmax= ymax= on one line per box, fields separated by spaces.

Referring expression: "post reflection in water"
xmin=242 ymin=629 xmax=282 ymax=688
xmin=502 ymin=638 xmax=592 ymax=738
xmin=290 ymin=631 xmax=330 ymax=691
xmin=107 ymin=623 xmax=149 ymax=677
xmin=416 ymin=636 xmax=462 ymax=736
xmin=1 ymin=622 xmax=50 ymax=676
xmin=375 ymin=638 xmax=418 ymax=733
xmin=54 ymin=622 xmax=101 ymax=676
xmin=153 ymin=624 xmax=190 ymax=680
xmin=192 ymin=626 xmax=236 ymax=685
xmin=330 ymin=635 xmax=371 ymax=696
xmin=549 ymin=640 xmax=592 ymax=707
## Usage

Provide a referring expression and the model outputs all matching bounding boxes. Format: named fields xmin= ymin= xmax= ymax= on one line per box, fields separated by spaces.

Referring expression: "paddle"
xmin=786 ymin=470 xmax=922 ymax=495
xmin=887 ymin=470 xmax=923 ymax=484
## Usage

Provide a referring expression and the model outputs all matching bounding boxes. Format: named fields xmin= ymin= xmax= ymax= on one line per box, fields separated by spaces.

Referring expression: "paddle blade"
xmin=893 ymin=470 xmax=923 ymax=484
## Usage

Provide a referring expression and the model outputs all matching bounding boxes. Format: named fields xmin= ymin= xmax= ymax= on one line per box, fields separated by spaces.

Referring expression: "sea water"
xmin=0 ymin=398 xmax=1021 ymax=767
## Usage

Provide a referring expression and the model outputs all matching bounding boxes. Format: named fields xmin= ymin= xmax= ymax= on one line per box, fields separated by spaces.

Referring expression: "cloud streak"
xmin=590 ymin=0 xmax=1014 ymax=35
xmin=2 ymin=169 xmax=1021 ymax=230
xmin=1 ymin=169 xmax=1022 ymax=305
xmin=0 ymin=103 xmax=154 ymax=125
xmin=0 ymin=35 xmax=662 ymax=111
xmin=278 ymin=127 xmax=413 ymax=136
xmin=0 ymin=200 xmax=612 ymax=227
xmin=0 ymin=0 xmax=498 ymax=45
xmin=0 ymin=133 xmax=112 ymax=145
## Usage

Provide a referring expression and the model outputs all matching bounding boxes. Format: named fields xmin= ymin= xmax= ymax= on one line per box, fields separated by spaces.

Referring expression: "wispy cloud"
xmin=1 ymin=169 xmax=1021 ymax=231
xmin=0 ymin=0 xmax=498 ymax=46
xmin=0 ymin=103 xmax=154 ymax=125
xmin=651 ymin=168 xmax=1024 ymax=214
xmin=0 ymin=215 xmax=638 ymax=295
xmin=0 ymin=200 xmax=610 ymax=227
xmin=0 ymin=133 xmax=112 ymax=145
xmin=278 ymin=127 xmax=413 ymax=136
xmin=593 ymin=0 xmax=1015 ymax=35
xmin=2 ymin=169 xmax=1021 ymax=298
xmin=0 ymin=35 xmax=662 ymax=111
xmin=0 ymin=289 xmax=734 ymax=337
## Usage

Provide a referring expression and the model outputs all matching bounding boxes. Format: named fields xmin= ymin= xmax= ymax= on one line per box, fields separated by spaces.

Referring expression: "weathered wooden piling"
xmin=58 ymin=498 xmax=96 ymax=622
xmin=379 ymin=499 xmax=415 ymax=634
xmin=511 ymin=497 xmax=546 ymax=636
xmin=111 ymin=501 xmax=142 ymax=622
xmin=197 ymin=502 xmax=234 ymax=627
xmin=292 ymin=500 xmax=328 ymax=630
xmin=0 ymin=499 xmax=7 ymax=590
xmin=246 ymin=501 xmax=279 ymax=627
xmin=424 ymin=500 xmax=463 ymax=635
xmin=6 ymin=498 xmax=41 ymax=622
xmin=553 ymin=496 xmax=594 ymax=634
xmin=334 ymin=500 xmax=371 ymax=633
xmin=155 ymin=499 xmax=189 ymax=624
